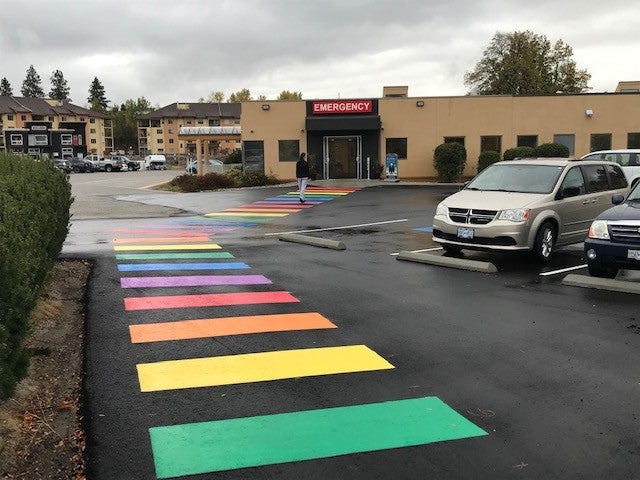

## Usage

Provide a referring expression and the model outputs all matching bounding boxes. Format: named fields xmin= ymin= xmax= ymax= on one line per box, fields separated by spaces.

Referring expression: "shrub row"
xmin=166 ymin=167 xmax=282 ymax=192
xmin=0 ymin=153 xmax=72 ymax=400
xmin=434 ymin=142 xmax=571 ymax=181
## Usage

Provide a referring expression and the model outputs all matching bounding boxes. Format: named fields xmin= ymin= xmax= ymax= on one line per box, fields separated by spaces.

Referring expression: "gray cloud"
xmin=0 ymin=0 xmax=637 ymax=106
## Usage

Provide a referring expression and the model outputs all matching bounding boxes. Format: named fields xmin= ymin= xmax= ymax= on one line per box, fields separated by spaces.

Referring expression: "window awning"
xmin=305 ymin=115 xmax=381 ymax=132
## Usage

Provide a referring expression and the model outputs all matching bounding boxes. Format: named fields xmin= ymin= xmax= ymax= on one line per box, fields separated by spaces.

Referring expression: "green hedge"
xmin=166 ymin=168 xmax=282 ymax=192
xmin=0 ymin=153 xmax=72 ymax=400
xmin=477 ymin=150 xmax=501 ymax=173
xmin=434 ymin=143 xmax=467 ymax=182
xmin=535 ymin=143 xmax=570 ymax=158
xmin=503 ymin=146 xmax=536 ymax=161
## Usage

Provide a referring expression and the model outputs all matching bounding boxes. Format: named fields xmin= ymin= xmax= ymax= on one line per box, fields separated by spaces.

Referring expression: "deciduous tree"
xmin=464 ymin=31 xmax=591 ymax=95
xmin=228 ymin=88 xmax=252 ymax=102
xmin=111 ymin=97 xmax=152 ymax=151
xmin=21 ymin=65 xmax=44 ymax=98
xmin=277 ymin=90 xmax=303 ymax=100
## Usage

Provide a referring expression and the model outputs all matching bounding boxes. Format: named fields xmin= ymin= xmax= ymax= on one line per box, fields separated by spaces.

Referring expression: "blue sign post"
xmin=385 ymin=153 xmax=399 ymax=182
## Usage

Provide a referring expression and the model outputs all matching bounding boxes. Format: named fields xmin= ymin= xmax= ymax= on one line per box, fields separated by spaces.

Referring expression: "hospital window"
xmin=517 ymin=135 xmax=537 ymax=148
xmin=553 ymin=134 xmax=575 ymax=155
xmin=444 ymin=137 xmax=465 ymax=147
xmin=628 ymin=133 xmax=640 ymax=149
xmin=385 ymin=138 xmax=407 ymax=159
xmin=590 ymin=133 xmax=611 ymax=152
xmin=278 ymin=140 xmax=299 ymax=162
xmin=480 ymin=136 xmax=502 ymax=154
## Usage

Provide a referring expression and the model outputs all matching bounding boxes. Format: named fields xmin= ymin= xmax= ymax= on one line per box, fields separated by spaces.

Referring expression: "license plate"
xmin=627 ymin=249 xmax=640 ymax=260
xmin=457 ymin=227 xmax=474 ymax=239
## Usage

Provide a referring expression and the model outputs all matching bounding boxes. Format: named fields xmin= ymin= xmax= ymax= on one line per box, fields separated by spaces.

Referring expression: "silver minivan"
xmin=432 ymin=158 xmax=629 ymax=261
xmin=580 ymin=149 xmax=640 ymax=188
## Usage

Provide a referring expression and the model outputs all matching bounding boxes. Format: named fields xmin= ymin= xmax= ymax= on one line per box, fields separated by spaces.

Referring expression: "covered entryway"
xmin=177 ymin=126 xmax=241 ymax=175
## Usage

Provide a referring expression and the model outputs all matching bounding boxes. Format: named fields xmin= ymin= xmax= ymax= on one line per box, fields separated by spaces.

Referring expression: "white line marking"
xmin=539 ymin=264 xmax=588 ymax=276
xmin=265 ymin=219 xmax=408 ymax=236
xmin=390 ymin=247 xmax=443 ymax=256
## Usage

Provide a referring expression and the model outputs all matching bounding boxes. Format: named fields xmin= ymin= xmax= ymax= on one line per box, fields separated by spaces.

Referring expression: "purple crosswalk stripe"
xmin=120 ymin=274 xmax=272 ymax=288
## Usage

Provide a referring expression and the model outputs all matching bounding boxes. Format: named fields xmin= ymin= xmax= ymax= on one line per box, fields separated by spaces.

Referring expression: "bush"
xmin=477 ymin=150 xmax=501 ymax=173
xmin=503 ymin=146 xmax=536 ymax=161
xmin=0 ymin=154 xmax=72 ymax=400
xmin=223 ymin=150 xmax=242 ymax=164
xmin=434 ymin=142 xmax=467 ymax=182
xmin=535 ymin=143 xmax=570 ymax=158
xmin=166 ymin=168 xmax=282 ymax=192
xmin=369 ymin=161 xmax=383 ymax=179
xmin=167 ymin=172 xmax=236 ymax=192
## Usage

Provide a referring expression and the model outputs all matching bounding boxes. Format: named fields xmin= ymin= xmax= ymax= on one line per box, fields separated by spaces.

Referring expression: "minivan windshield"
xmin=628 ymin=181 xmax=640 ymax=201
xmin=466 ymin=164 xmax=565 ymax=194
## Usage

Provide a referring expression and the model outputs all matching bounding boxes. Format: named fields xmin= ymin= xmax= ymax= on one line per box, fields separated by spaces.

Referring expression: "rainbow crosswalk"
xmin=110 ymin=187 xmax=486 ymax=478
xmin=203 ymin=186 xmax=360 ymax=225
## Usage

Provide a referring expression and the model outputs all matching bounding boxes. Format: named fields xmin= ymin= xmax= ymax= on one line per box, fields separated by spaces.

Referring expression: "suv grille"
xmin=448 ymin=208 xmax=497 ymax=225
xmin=609 ymin=223 xmax=640 ymax=244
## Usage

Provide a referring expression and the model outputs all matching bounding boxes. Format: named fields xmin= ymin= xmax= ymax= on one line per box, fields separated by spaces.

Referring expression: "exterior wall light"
xmin=585 ymin=109 xmax=593 ymax=117
xmin=416 ymin=100 xmax=425 ymax=107
xmin=261 ymin=104 xmax=270 ymax=111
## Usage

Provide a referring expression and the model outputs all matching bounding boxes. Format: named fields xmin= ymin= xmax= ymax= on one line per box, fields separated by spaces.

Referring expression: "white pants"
xmin=297 ymin=177 xmax=308 ymax=200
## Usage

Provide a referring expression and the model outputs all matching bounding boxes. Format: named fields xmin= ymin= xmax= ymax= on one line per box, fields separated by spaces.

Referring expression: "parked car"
xmin=53 ymin=159 xmax=71 ymax=174
xmin=432 ymin=158 xmax=629 ymax=262
xmin=185 ymin=159 xmax=223 ymax=174
xmin=82 ymin=154 xmax=102 ymax=172
xmin=111 ymin=155 xmax=139 ymax=171
xmin=69 ymin=158 xmax=94 ymax=173
xmin=584 ymin=180 xmax=640 ymax=278
xmin=144 ymin=154 xmax=167 ymax=170
xmin=580 ymin=149 xmax=640 ymax=188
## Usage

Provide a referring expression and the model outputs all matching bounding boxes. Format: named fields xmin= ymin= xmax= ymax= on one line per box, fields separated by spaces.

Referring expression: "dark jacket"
xmin=296 ymin=159 xmax=310 ymax=178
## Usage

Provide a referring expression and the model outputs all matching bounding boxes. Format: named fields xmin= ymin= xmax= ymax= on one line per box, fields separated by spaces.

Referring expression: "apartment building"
xmin=137 ymin=102 xmax=241 ymax=156
xmin=0 ymin=97 xmax=112 ymax=159
xmin=240 ymin=84 xmax=640 ymax=180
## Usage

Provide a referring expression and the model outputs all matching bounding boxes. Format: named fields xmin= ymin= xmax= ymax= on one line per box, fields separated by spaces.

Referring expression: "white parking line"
xmin=265 ymin=219 xmax=408 ymax=236
xmin=390 ymin=247 xmax=443 ymax=256
xmin=539 ymin=264 xmax=588 ymax=276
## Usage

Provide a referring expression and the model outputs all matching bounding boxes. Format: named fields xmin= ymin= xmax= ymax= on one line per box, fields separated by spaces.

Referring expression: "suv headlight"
xmin=498 ymin=209 xmax=530 ymax=222
xmin=435 ymin=204 xmax=448 ymax=217
xmin=588 ymin=220 xmax=610 ymax=239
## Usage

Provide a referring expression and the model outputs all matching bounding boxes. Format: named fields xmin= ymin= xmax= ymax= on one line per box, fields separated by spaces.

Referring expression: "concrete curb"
xmin=278 ymin=233 xmax=346 ymax=250
xmin=562 ymin=274 xmax=640 ymax=294
xmin=396 ymin=251 xmax=497 ymax=273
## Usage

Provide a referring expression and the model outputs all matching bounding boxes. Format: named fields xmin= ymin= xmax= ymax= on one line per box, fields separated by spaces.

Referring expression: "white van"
xmin=581 ymin=149 xmax=640 ymax=187
xmin=144 ymin=154 xmax=167 ymax=170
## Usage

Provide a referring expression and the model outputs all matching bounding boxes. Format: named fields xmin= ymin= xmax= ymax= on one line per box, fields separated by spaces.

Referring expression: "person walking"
xmin=296 ymin=153 xmax=310 ymax=203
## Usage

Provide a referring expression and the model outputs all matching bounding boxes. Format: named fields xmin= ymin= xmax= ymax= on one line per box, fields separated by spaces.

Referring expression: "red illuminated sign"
xmin=312 ymin=100 xmax=373 ymax=115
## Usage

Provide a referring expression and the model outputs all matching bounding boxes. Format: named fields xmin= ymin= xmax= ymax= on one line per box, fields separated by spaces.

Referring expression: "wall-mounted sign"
xmin=31 ymin=125 xmax=47 ymax=131
xmin=312 ymin=100 xmax=373 ymax=115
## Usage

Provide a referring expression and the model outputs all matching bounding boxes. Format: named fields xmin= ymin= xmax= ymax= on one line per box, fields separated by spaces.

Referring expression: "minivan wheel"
xmin=588 ymin=262 xmax=618 ymax=279
xmin=532 ymin=222 xmax=556 ymax=262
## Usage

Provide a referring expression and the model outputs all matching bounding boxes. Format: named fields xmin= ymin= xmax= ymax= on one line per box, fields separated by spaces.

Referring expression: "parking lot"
xmin=64 ymin=173 xmax=640 ymax=479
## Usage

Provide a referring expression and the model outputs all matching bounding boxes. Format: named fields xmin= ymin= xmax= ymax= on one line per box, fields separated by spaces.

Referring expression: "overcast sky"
xmin=1 ymin=0 xmax=638 ymax=108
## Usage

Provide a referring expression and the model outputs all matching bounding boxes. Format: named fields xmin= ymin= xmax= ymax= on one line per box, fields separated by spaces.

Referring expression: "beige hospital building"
xmin=138 ymin=81 xmax=640 ymax=181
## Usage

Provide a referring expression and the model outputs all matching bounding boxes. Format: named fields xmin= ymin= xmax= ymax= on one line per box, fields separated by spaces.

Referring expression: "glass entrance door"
xmin=322 ymin=136 xmax=362 ymax=179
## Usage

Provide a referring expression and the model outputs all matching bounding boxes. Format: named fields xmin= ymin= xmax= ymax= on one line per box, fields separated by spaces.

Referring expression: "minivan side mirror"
xmin=561 ymin=186 xmax=581 ymax=198
xmin=612 ymin=194 xmax=625 ymax=205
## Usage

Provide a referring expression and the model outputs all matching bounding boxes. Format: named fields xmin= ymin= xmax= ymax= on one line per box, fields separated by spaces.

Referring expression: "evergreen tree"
xmin=21 ymin=65 xmax=45 ymax=98
xmin=88 ymin=77 xmax=109 ymax=111
xmin=0 ymin=77 xmax=12 ymax=96
xmin=49 ymin=69 xmax=70 ymax=101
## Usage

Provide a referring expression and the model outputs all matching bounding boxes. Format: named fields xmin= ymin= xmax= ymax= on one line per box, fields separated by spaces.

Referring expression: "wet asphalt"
xmin=63 ymin=171 xmax=640 ymax=480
